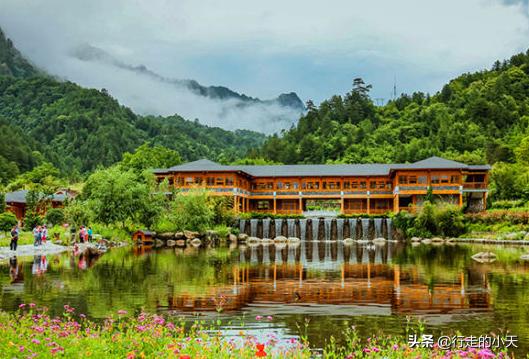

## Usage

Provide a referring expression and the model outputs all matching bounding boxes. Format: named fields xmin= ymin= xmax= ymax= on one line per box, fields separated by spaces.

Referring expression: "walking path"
xmin=0 ymin=242 xmax=97 ymax=261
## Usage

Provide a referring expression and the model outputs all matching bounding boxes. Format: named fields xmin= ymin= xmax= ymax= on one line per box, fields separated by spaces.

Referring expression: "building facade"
xmin=153 ymin=156 xmax=490 ymax=215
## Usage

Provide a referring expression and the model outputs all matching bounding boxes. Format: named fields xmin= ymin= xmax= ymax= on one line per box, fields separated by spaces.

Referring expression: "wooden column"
xmin=483 ymin=192 xmax=487 ymax=211
xmin=299 ymin=197 xmax=303 ymax=214
xmin=394 ymin=265 xmax=400 ymax=290
xmin=340 ymin=197 xmax=344 ymax=214
xmin=459 ymin=192 xmax=463 ymax=208
xmin=234 ymin=196 xmax=239 ymax=213
xmin=273 ymin=197 xmax=277 ymax=214
xmin=394 ymin=195 xmax=399 ymax=213
xmin=367 ymin=197 xmax=371 ymax=215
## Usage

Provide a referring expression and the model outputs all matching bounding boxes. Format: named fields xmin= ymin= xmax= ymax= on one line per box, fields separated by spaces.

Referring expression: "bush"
xmin=64 ymin=200 xmax=92 ymax=228
xmin=435 ymin=204 xmax=466 ymax=237
xmin=23 ymin=210 xmax=43 ymax=230
xmin=0 ymin=212 xmax=18 ymax=234
xmin=155 ymin=190 xmax=214 ymax=233
xmin=45 ymin=208 xmax=65 ymax=226
xmin=393 ymin=202 xmax=467 ymax=238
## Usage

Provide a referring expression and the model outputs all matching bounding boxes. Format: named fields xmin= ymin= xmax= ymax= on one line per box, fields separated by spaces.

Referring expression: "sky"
xmin=0 ymin=0 xmax=528 ymax=132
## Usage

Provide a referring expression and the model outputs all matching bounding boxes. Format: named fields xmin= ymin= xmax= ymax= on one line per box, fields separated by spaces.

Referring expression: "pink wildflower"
xmin=31 ymin=339 xmax=41 ymax=345
xmin=117 ymin=310 xmax=128 ymax=315
xmin=255 ymin=315 xmax=263 ymax=320
xmin=266 ymin=316 xmax=273 ymax=321
xmin=19 ymin=303 xmax=26 ymax=309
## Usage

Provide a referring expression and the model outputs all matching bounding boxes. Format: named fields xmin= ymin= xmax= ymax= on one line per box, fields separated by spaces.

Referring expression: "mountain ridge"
xmin=71 ymin=43 xmax=305 ymax=111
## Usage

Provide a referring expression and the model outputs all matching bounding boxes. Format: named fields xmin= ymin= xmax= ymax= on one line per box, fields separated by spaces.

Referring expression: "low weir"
xmin=238 ymin=217 xmax=393 ymax=241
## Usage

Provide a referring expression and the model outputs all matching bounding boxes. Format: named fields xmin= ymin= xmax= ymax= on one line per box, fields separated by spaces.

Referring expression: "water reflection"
xmin=166 ymin=242 xmax=490 ymax=316
xmin=1 ymin=242 xmax=529 ymax=354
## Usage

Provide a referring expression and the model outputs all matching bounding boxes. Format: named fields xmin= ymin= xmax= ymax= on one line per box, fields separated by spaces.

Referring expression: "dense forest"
xmin=257 ymin=53 xmax=529 ymax=201
xmin=0 ymin=28 xmax=265 ymax=183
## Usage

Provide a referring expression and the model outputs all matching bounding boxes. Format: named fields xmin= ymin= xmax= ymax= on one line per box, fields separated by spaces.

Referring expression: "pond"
xmin=1 ymin=241 xmax=529 ymax=355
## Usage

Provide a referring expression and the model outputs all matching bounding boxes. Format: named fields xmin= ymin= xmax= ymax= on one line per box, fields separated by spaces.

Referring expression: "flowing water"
xmin=1 ymin=243 xmax=529 ymax=354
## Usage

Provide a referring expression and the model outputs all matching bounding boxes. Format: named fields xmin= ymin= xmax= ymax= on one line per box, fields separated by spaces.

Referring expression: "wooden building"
xmin=153 ymin=156 xmax=490 ymax=215
xmin=5 ymin=189 xmax=75 ymax=221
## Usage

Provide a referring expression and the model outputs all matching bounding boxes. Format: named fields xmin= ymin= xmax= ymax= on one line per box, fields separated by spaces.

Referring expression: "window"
xmin=409 ymin=176 xmax=417 ymax=184
xmin=418 ymin=176 xmax=427 ymax=184
xmin=293 ymin=182 xmax=299 ymax=189
xmin=267 ymin=182 xmax=274 ymax=189
xmin=399 ymin=175 xmax=408 ymax=184
xmin=303 ymin=181 xmax=320 ymax=190
xmin=370 ymin=181 xmax=377 ymax=189
xmin=386 ymin=181 xmax=392 ymax=190
xmin=351 ymin=181 xmax=358 ymax=189
xmin=360 ymin=181 xmax=367 ymax=189
xmin=440 ymin=175 xmax=449 ymax=184
xmin=215 ymin=177 xmax=224 ymax=186
xmin=257 ymin=201 xmax=270 ymax=209
xmin=277 ymin=181 xmax=283 ymax=189
xmin=450 ymin=175 xmax=460 ymax=184
xmin=177 ymin=177 xmax=184 ymax=186
xmin=431 ymin=176 xmax=440 ymax=184
xmin=343 ymin=181 xmax=350 ymax=189
xmin=185 ymin=177 xmax=194 ymax=186
xmin=225 ymin=177 xmax=234 ymax=186
xmin=194 ymin=177 xmax=202 ymax=185
xmin=206 ymin=177 xmax=215 ymax=186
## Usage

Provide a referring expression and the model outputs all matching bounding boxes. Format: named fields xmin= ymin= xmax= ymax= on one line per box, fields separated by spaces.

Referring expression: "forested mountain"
xmin=259 ymin=53 xmax=529 ymax=166
xmin=0 ymin=28 xmax=40 ymax=78
xmin=0 ymin=29 xmax=266 ymax=184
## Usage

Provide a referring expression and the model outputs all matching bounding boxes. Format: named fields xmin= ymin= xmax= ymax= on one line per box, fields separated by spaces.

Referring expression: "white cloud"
xmin=0 ymin=0 xmax=528 ymax=132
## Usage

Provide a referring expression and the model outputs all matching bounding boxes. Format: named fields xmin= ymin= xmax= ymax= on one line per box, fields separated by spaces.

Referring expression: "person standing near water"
xmin=87 ymin=227 xmax=93 ymax=242
xmin=10 ymin=225 xmax=19 ymax=251
xmin=33 ymin=226 xmax=40 ymax=246
xmin=41 ymin=225 xmax=48 ymax=245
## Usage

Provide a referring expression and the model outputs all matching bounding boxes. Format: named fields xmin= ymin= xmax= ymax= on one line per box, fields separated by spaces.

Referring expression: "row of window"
xmin=166 ymin=174 xmax=479 ymax=189
xmin=251 ymin=180 xmax=392 ymax=191
xmin=398 ymin=175 xmax=460 ymax=185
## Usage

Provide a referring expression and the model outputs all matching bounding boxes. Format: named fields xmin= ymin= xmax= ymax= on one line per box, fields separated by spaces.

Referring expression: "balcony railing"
xmin=463 ymin=182 xmax=486 ymax=189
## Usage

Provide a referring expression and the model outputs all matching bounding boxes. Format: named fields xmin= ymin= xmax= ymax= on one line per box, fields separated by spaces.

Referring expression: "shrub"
xmin=64 ymin=200 xmax=92 ymax=228
xmin=435 ymin=204 xmax=466 ymax=237
xmin=393 ymin=202 xmax=466 ymax=238
xmin=23 ymin=210 xmax=43 ymax=230
xmin=0 ymin=211 xmax=17 ymax=234
xmin=45 ymin=208 xmax=65 ymax=226
xmin=155 ymin=190 xmax=214 ymax=233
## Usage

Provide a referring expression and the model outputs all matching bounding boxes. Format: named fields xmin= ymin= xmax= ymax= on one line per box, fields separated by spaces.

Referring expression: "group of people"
xmin=77 ymin=226 xmax=93 ymax=243
xmin=32 ymin=225 xmax=48 ymax=246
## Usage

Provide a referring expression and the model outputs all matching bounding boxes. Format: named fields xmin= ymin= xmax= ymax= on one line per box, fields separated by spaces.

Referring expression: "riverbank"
xmin=0 ymin=306 xmax=513 ymax=359
xmin=0 ymin=242 xmax=106 ymax=261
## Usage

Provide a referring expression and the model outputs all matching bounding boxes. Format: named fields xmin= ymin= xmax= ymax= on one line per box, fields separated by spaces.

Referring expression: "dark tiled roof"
xmin=155 ymin=156 xmax=490 ymax=178
xmin=5 ymin=190 xmax=72 ymax=204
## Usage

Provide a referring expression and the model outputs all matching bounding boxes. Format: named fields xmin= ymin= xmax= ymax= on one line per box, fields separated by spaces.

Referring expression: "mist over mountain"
xmin=66 ymin=43 xmax=304 ymax=134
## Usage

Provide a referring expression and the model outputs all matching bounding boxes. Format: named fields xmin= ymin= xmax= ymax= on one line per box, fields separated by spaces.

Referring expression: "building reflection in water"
xmin=167 ymin=241 xmax=491 ymax=315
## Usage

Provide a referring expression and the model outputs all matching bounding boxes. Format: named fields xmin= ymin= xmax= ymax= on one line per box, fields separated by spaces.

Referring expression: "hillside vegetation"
xmin=259 ymin=53 xmax=529 ymax=202
xmin=0 ymin=28 xmax=265 ymax=183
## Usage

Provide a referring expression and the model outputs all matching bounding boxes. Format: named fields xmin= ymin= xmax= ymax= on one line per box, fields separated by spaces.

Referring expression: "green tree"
xmin=45 ymin=208 xmax=65 ymax=226
xmin=83 ymin=167 xmax=153 ymax=227
xmin=119 ymin=143 xmax=182 ymax=172
xmin=0 ymin=212 xmax=17 ymax=235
